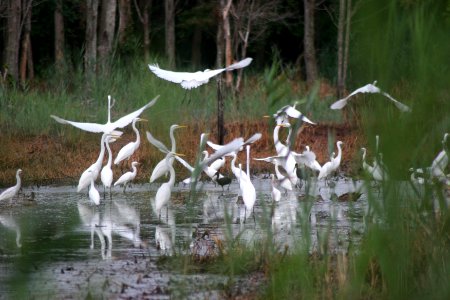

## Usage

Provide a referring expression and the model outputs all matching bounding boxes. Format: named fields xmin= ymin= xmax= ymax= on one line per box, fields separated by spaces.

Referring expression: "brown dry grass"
xmin=0 ymin=120 xmax=361 ymax=186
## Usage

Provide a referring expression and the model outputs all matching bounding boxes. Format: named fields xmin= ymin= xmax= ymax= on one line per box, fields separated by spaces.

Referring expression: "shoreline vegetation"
xmin=0 ymin=119 xmax=359 ymax=186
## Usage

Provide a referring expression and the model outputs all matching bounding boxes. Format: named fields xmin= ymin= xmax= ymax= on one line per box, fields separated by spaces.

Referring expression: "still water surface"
xmin=0 ymin=177 xmax=370 ymax=298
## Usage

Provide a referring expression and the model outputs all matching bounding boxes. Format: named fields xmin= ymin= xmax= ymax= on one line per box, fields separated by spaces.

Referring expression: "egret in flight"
xmin=148 ymin=58 xmax=253 ymax=89
xmin=330 ymin=81 xmax=411 ymax=112
xmin=0 ymin=169 xmax=22 ymax=202
xmin=114 ymin=118 xmax=147 ymax=165
xmin=51 ymin=95 xmax=159 ymax=135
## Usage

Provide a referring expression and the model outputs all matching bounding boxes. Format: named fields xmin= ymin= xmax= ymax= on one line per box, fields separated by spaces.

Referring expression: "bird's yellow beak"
xmin=137 ymin=118 xmax=148 ymax=122
xmin=177 ymin=125 xmax=187 ymax=129
xmin=263 ymin=115 xmax=271 ymax=119
xmin=174 ymin=152 xmax=185 ymax=157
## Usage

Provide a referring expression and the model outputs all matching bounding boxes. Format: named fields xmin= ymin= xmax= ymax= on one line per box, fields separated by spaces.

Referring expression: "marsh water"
xmin=0 ymin=177 xmax=373 ymax=298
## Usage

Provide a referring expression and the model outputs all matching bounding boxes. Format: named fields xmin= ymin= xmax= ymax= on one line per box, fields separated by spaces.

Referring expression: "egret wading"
xmin=318 ymin=141 xmax=343 ymax=184
xmin=78 ymin=133 xmax=117 ymax=192
xmin=148 ymin=124 xmax=186 ymax=183
xmin=100 ymin=135 xmax=115 ymax=198
xmin=0 ymin=169 xmax=23 ymax=202
xmin=88 ymin=171 xmax=100 ymax=206
xmin=114 ymin=118 xmax=147 ymax=165
xmin=51 ymin=95 xmax=159 ymax=135
xmin=155 ymin=152 xmax=183 ymax=220
xmin=114 ymin=162 xmax=139 ymax=192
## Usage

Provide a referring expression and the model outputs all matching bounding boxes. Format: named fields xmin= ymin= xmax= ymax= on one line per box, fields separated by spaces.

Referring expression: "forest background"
xmin=0 ymin=0 xmax=449 ymax=184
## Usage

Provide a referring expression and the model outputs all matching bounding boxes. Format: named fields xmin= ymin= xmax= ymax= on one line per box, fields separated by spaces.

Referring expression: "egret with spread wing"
xmin=149 ymin=58 xmax=253 ymax=89
xmin=330 ymin=81 xmax=411 ymax=112
xmin=51 ymin=95 xmax=159 ymax=135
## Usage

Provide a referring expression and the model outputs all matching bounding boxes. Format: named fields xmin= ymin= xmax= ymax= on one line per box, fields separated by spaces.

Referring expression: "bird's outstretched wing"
xmin=175 ymin=155 xmax=194 ymax=172
xmin=148 ymin=65 xmax=193 ymax=84
xmin=146 ymin=131 xmax=170 ymax=154
xmin=274 ymin=105 xmax=316 ymax=125
xmin=330 ymin=83 xmax=380 ymax=110
xmin=380 ymin=92 xmax=411 ymax=112
xmin=226 ymin=58 xmax=253 ymax=70
xmin=112 ymin=95 xmax=159 ymax=129
xmin=50 ymin=115 xmax=106 ymax=133
xmin=330 ymin=81 xmax=410 ymax=112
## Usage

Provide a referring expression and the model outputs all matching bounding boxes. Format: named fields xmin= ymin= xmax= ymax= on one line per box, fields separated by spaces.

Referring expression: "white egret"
xmin=318 ymin=141 xmax=343 ymax=182
xmin=274 ymin=160 xmax=293 ymax=192
xmin=149 ymin=58 xmax=252 ymax=89
xmin=203 ymin=150 xmax=226 ymax=174
xmin=238 ymin=163 xmax=256 ymax=221
xmin=147 ymin=124 xmax=186 ymax=182
xmin=273 ymin=104 xmax=316 ymax=125
xmin=430 ymin=133 xmax=449 ymax=179
xmin=100 ymin=135 xmax=114 ymax=196
xmin=270 ymin=174 xmax=282 ymax=202
xmin=88 ymin=172 xmax=100 ymax=206
xmin=51 ymin=95 xmax=159 ymax=135
xmin=330 ymin=81 xmax=411 ymax=112
xmin=155 ymin=153 xmax=182 ymax=219
xmin=361 ymin=147 xmax=375 ymax=176
xmin=114 ymin=161 xmax=139 ymax=192
xmin=114 ymin=118 xmax=147 ymax=165
xmin=302 ymin=146 xmax=322 ymax=172
xmin=0 ymin=169 xmax=22 ymax=202
xmin=78 ymin=133 xmax=113 ymax=192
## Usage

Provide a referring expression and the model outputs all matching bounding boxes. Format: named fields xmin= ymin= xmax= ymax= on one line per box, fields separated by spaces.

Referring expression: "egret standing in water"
xmin=114 ymin=118 xmax=147 ymax=165
xmin=147 ymin=124 xmax=186 ymax=183
xmin=114 ymin=162 xmax=139 ymax=192
xmin=0 ymin=169 xmax=22 ymax=202
xmin=148 ymin=58 xmax=252 ymax=89
xmin=155 ymin=153 xmax=183 ymax=220
xmin=330 ymin=81 xmax=411 ymax=112
xmin=318 ymin=141 xmax=343 ymax=184
xmin=78 ymin=133 xmax=117 ymax=192
xmin=88 ymin=171 xmax=100 ymax=206
xmin=101 ymin=135 xmax=115 ymax=197
xmin=51 ymin=95 xmax=159 ymax=135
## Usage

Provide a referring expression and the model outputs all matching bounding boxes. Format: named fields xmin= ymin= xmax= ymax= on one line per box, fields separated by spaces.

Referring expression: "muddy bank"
xmin=0 ymin=121 xmax=360 ymax=185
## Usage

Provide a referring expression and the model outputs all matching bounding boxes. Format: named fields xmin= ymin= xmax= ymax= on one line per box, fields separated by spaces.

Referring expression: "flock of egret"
xmin=1 ymin=57 xmax=448 ymax=221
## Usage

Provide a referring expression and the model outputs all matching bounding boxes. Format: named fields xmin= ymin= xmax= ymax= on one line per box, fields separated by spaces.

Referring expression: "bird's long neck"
xmin=105 ymin=140 xmax=112 ymax=166
xmin=15 ymin=171 xmax=21 ymax=189
xmin=165 ymin=156 xmax=176 ymax=186
xmin=169 ymin=127 xmax=177 ymax=152
xmin=335 ymin=143 xmax=342 ymax=164
xmin=133 ymin=121 xmax=140 ymax=145
xmin=231 ymin=153 xmax=239 ymax=176
xmin=96 ymin=135 xmax=107 ymax=167
xmin=274 ymin=126 xmax=287 ymax=155
xmin=132 ymin=165 xmax=138 ymax=176
xmin=107 ymin=96 xmax=111 ymax=123
xmin=246 ymin=145 xmax=250 ymax=176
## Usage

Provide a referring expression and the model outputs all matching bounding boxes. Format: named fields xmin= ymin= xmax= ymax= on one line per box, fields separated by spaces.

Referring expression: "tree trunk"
xmin=165 ymin=0 xmax=175 ymax=68
xmin=4 ymin=0 xmax=22 ymax=83
xmin=191 ymin=25 xmax=202 ymax=68
xmin=222 ymin=0 xmax=232 ymax=87
xmin=98 ymin=0 xmax=117 ymax=72
xmin=20 ymin=0 xmax=33 ymax=86
xmin=217 ymin=78 xmax=224 ymax=144
xmin=303 ymin=0 xmax=318 ymax=86
xmin=118 ymin=0 xmax=132 ymax=46
xmin=215 ymin=1 xmax=224 ymax=68
xmin=336 ymin=0 xmax=345 ymax=98
xmin=54 ymin=0 xmax=65 ymax=72
xmin=85 ymin=0 xmax=99 ymax=75
xmin=343 ymin=0 xmax=352 ymax=92
xmin=133 ymin=0 xmax=152 ymax=61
